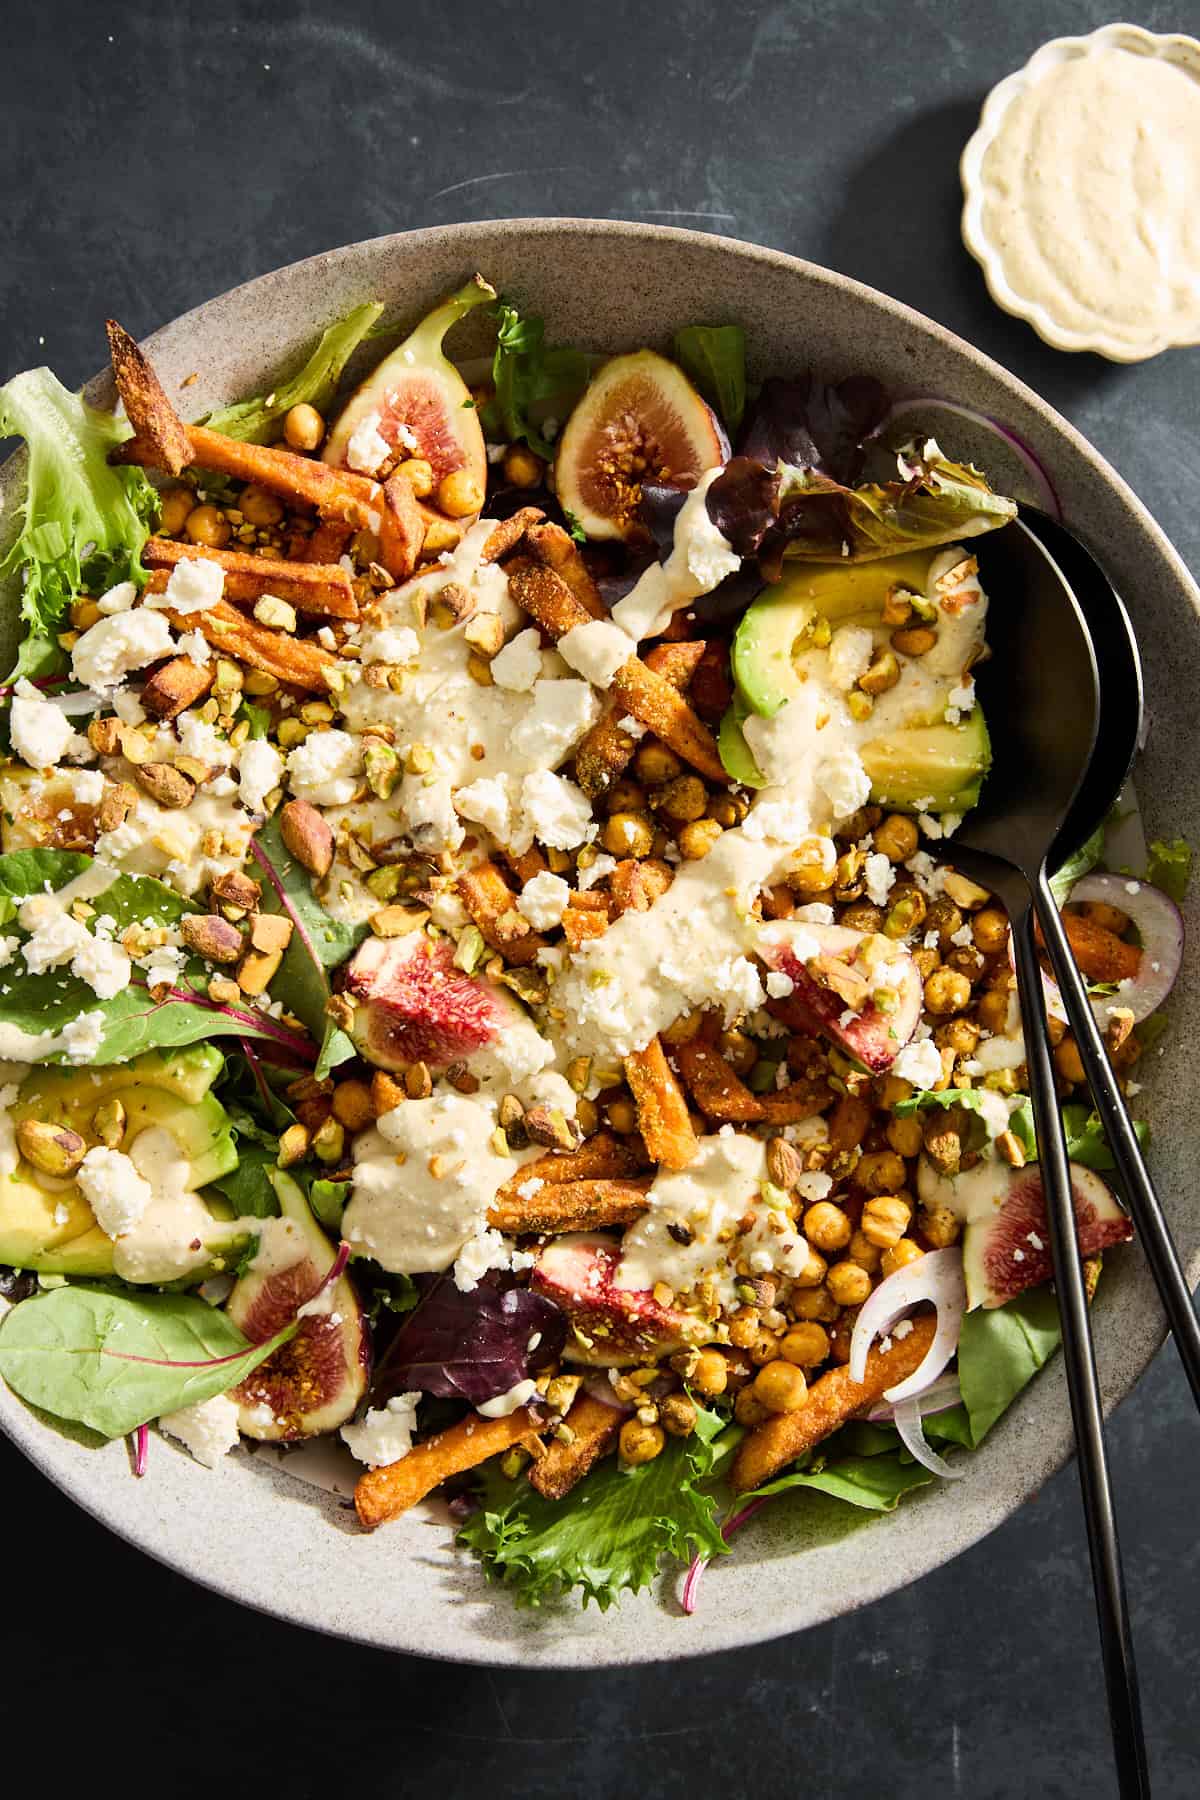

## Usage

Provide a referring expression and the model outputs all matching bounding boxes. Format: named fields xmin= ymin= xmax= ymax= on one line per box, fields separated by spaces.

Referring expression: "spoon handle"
xmin=1011 ymin=900 xmax=1150 ymax=1799
xmin=1034 ymin=872 xmax=1200 ymax=1407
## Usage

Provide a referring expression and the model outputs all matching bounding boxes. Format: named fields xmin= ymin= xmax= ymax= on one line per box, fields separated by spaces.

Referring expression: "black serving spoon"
xmin=950 ymin=518 xmax=1149 ymax=1798
xmin=1019 ymin=506 xmax=1200 ymax=1410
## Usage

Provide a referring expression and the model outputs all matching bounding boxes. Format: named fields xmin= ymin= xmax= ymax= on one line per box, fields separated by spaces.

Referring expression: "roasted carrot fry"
xmin=1050 ymin=911 xmax=1142 ymax=984
xmin=143 ymin=537 xmax=357 ymax=620
xmin=573 ymin=641 xmax=706 ymax=801
xmin=609 ymin=857 xmax=674 ymax=914
xmin=158 ymin=597 xmax=337 ymax=690
xmin=488 ymin=1176 xmax=652 ymax=1235
xmin=758 ymin=1077 xmax=836 ymax=1125
xmin=624 ymin=1037 xmax=699 ymax=1170
xmin=354 ymin=1408 xmax=540 ymax=1528
xmin=675 ymin=1039 xmax=766 ymax=1123
xmin=140 ymin=656 xmax=215 ymax=720
xmin=377 ymin=471 xmax=426 ymax=582
xmin=493 ymin=1131 xmax=647 ymax=1204
xmin=562 ymin=906 xmax=610 ymax=950
xmin=528 ymin=1394 xmax=624 ymax=1500
xmin=457 ymin=859 xmax=544 ymax=966
xmin=610 ymin=656 xmax=727 ymax=784
xmin=300 ymin=520 xmax=354 ymax=565
xmin=525 ymin=520 xmax=605 ymax=618
xmin=505 ymin=845 xmax=548 ymax=886
xmin=480 ymin=507 xmax=545 ymax=564
xmin=507 ymin=557 xmax=593 ymax=639
xmin=105 ymin=320 xmax=193 ymax=477
xmin=730 ymin=1313 xmax=938 ymax=1494
xmin=189 ymin=426 xmax=381 ymax=527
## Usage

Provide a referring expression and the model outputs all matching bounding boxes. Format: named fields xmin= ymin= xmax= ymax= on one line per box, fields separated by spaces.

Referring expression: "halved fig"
xmin=555 ymin=350 xmax=727 ymax=542
xmin=918 ymin=1155 xmax=1133 ymax=1310
xmin=758 ymin=921 xmax=922 ymax=1073
xmin=342 ymin=933 xmax=544 ymax=1077
xmin=228 ymin=1172 xmax=368 ymax=1439
xmin=323 ymin=276 xmax=493 ymax=502
xmin=532 ymin=1232 xmax=708 ymax=1366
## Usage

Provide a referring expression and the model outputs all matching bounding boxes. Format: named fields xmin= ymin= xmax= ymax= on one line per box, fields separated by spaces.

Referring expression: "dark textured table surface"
xmin=3 ymin=2 xmax=1199 ymax=1794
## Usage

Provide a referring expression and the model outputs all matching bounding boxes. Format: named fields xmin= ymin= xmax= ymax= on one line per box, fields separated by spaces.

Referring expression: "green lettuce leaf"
xmin=748 ymin=1449 xmax=933 ymax=1511
xmin=1146 ymin=836 xmax=1191 ymax=904
xmin=894 ymin=1087 xmax=990 ymax=1119
xmin=458 ymin=1406 xmax=730 ymax=1609
xmin=0 ymin=368 xmax=159 ymax=676
xmin=1048 ymin=821 xmax=1106 ymax=905
xmin=673 ymin=325 xmax=746 ymax=434
xmin=481 ymin=300 xmax=589 ymax=460
xmin=953 ymin=1286 xmax=1062 ymax=1445
xmin=202 ymin=303 xmax=384 ymax=443
xmin=1005 ymin=1098 xmax=1148 ymax=1171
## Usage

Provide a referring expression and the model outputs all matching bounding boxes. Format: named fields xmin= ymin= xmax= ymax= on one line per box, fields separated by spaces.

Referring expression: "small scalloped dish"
xmin=961 ymin=24 xmax=1200 ymax=362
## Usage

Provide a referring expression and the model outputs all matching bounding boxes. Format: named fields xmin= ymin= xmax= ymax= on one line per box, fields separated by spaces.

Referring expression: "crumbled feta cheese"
xmin=358 ymin=624 xmax=420 ymax=665
xmin=10 ymin=681 xmax=78 ymax=769
xmin=238 ymin=738 xmax=285 ymax=813
xmin=816 ymin=747 xmax=871 ymax=820
xmin=711 ymin=954 xmax=766 ymax=1019
xmin=892 ymin=1037 xmax=944 ymax=1089
xmin=511 ymin=679 xmax=598 ymax=766
xmin=345 ymin=410 xmax=392 ymax=476
xmin=71 ymin=931 xmax=132 ymax=1000
xmin=863 ymin=851 xmax=896 ymax=907
xmin=71 ymin=609 xmax=175 ymax=690
xmin=453 ymin=1226 xmax=512 ymax=1291
xmin=795 ymin=1170 xmax=833 ymax=1202
xmin=557 ymin=619 xmax=635 ymax=689
xmin=70 ymin=768 xmax=106 ymax=805
xmin=139 ymin=943 xmax=186 ymax=987
xmin=78 ymin=1146 xmax=154 ymax=1237
xmin=490 ymin=628 xmax=544 ymax=692
xmin=96 ymin=580 xmax=137 ymax=615
xmin=905 ymin=850 xmax=946 ymax=898
xmin=19 ymin=903 xmax=90 ymax=974
xmin=177 ymin=710 xmax=235 ymax=767
xmin=617 ymin=715 xmax=646 ymax=739
xmin=402 ymin=774 xmax=464 ymax=852
xmin=287 ymin=729 xmax=362 ymax=806
xmin=575 ymin=852 xmax=617 ymax=891
xmin=520 ymin=769 xmax=594 ymax=851
xmin=765 ymin=969 xmax=795 ymax=998
xmin=147 ymin=556 xmax=225 ymax=615
xmin=477 ymin=1378 xmax=539 ymax=1418
xmin=827 ymin=625 xmax=875 ymax=691
xmin=517 ymin=871 xmax=571 ymax=929
xmin=340 ymin=1392 xmax=421 ymax=1467
xmin=176 ymin=628 xmax=212 ymax=668
xmin=62 ymin=1011 xmax=106 ymax=1061
xmin=944 ymin=678 xmax=976 ymax=725
xmin=454 ymin=775 xmax=514 ymax=843
xmin=159 ymin=1394 xmax=242 ymax=1469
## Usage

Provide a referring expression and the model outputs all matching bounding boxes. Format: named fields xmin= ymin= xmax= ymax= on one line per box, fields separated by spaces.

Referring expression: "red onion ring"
xmin=872 ymin=396 xmax=1063 ymax=519
xmin=848 ymin=1248 xmax=966 ymax=1404
xmin=867 ymin=1370 xmax=962 ymax=1422
xmin=1066 ymin=872 xmax=1184 ymax=1025
xmin=892 ymin=1396 xmax=964 ymax=1481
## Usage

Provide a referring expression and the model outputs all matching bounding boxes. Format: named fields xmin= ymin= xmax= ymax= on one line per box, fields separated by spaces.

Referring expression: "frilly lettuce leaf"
xmin=458 ymin=1405 xmax=731 ymax=1609
xmin=1146 ymin=835 xmax=1192 ymax=904
xmin=202 ymin=302 xmax=385 ymax=443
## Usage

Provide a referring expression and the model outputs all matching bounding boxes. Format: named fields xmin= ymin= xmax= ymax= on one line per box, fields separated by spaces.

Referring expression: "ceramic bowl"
xmin=2 ymin=220 xmax=1198 ymax=1666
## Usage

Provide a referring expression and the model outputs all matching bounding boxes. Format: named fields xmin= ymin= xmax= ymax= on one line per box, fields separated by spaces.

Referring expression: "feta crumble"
xmin=77 ymin=1146 xmax=154 ymax=1238
xmin=159 ymin=1394 xmax=241 ymax=1469
xmin=517 ymin=870 xmax=571 ymax=930
xmin=340 ymin=1392 xmax=421 ymax=1468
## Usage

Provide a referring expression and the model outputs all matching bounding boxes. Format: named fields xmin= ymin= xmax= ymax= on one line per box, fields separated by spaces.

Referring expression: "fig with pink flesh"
xmin=554 ymin=350 xmax=727 ymax=542
xmin=323 ymin=276 xmax=493 ymax=500
xmin=758 ymin=921 xmax=922 ymax=1073
xmin=342 ymin=934 xmax=538 ymax=1075
xmin=918 ymin=1155 xmax=1133 ymax=1310
xmin=227 ymin=1172 xmax=368 ymax=1440
xmin=532 ymin=1232 xmax=708 ymax=1366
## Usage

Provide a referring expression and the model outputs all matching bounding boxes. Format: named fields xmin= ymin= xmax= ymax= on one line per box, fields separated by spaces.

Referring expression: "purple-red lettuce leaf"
xmin=370 ymin=1273 xmax=566 ymax=1407
xmin=737 ymin=372 xmax=889 ymax=484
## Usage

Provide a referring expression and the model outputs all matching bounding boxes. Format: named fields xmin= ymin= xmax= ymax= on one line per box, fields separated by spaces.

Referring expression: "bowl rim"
xmin=959 ymin=22 xmax=1200 ymax=363
xmin=1 ymin=215 xmax=1197 ymax=1664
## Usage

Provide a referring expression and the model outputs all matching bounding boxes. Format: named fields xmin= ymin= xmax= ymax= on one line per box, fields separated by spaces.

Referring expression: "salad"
xmin=0 ymin=278 xmax=1185 ymax=1613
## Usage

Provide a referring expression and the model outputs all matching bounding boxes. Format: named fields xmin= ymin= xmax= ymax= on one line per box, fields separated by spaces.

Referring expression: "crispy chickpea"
xmin=924 ymin=967 xmax=972 ymax=1015
xmin=655 ymin=774 xmax=707 ymax=822
xmin=976 ymin=988 xmax=1011 ymax=1034
xmin=619 ymin=1419 xmax=665 ymax=1465
xmin=727 ymin=1305 xmax=762 ymax=1349
xmin=158 ymin=487 xmax=194 ymax=535
xmin=436 ymin=468 xmax=485 ymax=517
xmin=717 ymin=1028 xmax=757 ymax=1076
xmin=502 ymin=443 xmax=544 ymax=488
xmin=971 ymin=906 xmax=1010 ymax=954
xmin=690 ymin=1349 xmax=729 ymax=1397
xmin=678 ymin=818 xmax=724 ymax=860
xmin=634 ymin=741 xmax=683 ymax=786
xmin=839 ymin=902 xmax=884 ymax=933
xmin=603 ymin=778 xmax=646 ymax=815
xmin=918 ymin=1204 xmax=962 ymax=1248
xmin=803 ymin=1200 xmax=852 ymax=1253
xmin=881 ymin=1239 xmax=925 ymax=1278
xmin=828 ymin=1092 xmax=871 ymax=1153
xmin=847 ymin=1229 xmax=882 ymax=1272
xmin=397 ymin=457 xmax=435 ymax=498
xmin=574 ymin=1098 xmax=599 ymax=1137
xmin=861 ymin=1193 xmax=912 ymax=1248
xmin=753 ymin=1359 xmax=808 ymax=1414
xmin=826 ymin=1261 xmax=872 ymax=1307
xmin=749 ymin=1328 xmax=782 ymax=1367
xmin=331 ymin=1079 xmax=375 ymax=1133
xmin=791 ymin=1286 xmax=841 ymax=1323
xmin=185 ymin=504 xmax=231 ymax=548
xmin=282 ymin=402 xmax=325 ymax=451
xmin=912 ymin=946 xmax=941 ymax=980
xmin=707 ymin=794 xmax=745 ymax=827
xmin=873 ymin=813 xmax=920 ymax=863
xmin=884 ymin=1114 xmax=924 ymax=1159
xmin=788 ymin=836 xmax=837 ymax=895
xmin=734 ymin=1387 xmax=769 ymax=1427
xmin=602 ymin=811 xmax=654 ymax=858
xmin=1055 ymin=1036 xmax=1086 ymax=1085
xmin=937 ymin=1017 xmax=980 ymax=1055
xmin=606 ymin=1096 xmax=639 ymax=1134
xmin=855 ymin=1149 xmax=907 ymax=1195
xmin=791 ymin=1245 xmax=828 ymax=1289
xmin=239 ymin=484 xmax=285 ymax=527
xmin=780 ymin=1322 xmax=830 ymax=1367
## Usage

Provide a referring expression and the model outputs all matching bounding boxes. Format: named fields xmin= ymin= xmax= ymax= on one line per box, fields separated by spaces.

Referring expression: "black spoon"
xmin=1019 ymin=506 xmax=1200 ymax=1409
xmin=949 ymin=518 xmax=1149 ymax=1799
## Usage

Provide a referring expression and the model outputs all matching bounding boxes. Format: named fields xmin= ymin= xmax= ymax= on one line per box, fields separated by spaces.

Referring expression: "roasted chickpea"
xmin=237 ymin=484 xmax=284 ymax=527
xmin=602 ymin=777 xmax=647 ymax=815
xmin=873 ymin=813 xmax=919 ymax=863
xmin=884 ymin=1114 xmax=925 ymax=1159
xmin=780 ymin=1323 xmax=830 ymax=1367
xmin=734 ymin=1387 xmax=769 ymax=1427
xmin=606 ymin=1097 xmax=639 ymax=1134
xmin=924 ymin=967 xmax=972 ymax=1015
xmin=971 ymin=906 xmax=1010 ymax=954
xmin=828 ymin=1092 xmax=871 ymax=1152
xmin=918 ymin=1204 xmax=962 ymax=1248
xmin=619 ymin=1419 xmax=665 ymax=1465
xmin=790 ymin=1245 xmax=828 ymax=1289
xmin=677 ymin=818 xmax=723 ymax=860
xmin=602 ymin=811 xmax=654 ymax=858
xmin=158 ymin=487 xmax=194 ymax=535
xmin=826 ymin=1261 xmax=872 ymax=1306
xmin=791 ymin=1286 xmax=841 ymax=1323
xmin=717 ymin=1029 xmax=757 ymax=1076
xmin=634 ymin=741 xmax=683 ymax=786
xmin=398 ymin=457 xmax=435 ymax=498
xmin=839 ymin=902 xmax=884 ymax=933
xmin=331 ymin=1079 xmax=375 ymax=1133
xmin=803 ymin=1200 xmax=852 ymax=1253
xmin=185 ymin=504 xmax=231 ymax=548
xmin=727 ymin=1305 xmax=762 ymax=1349
xmin=936 ymin=1017 xmax=980 ymax=1055
xmin=282 ymin=402 xmax=324 ymax=451
xmin=881 ymin=1239 xmax=925 ymax=1278
xmin=752 ymin=1359 xmax=808 ymax=1414
xmin=855 ymin=1149 xmax=907 ymax=1195
xmin=436 ymin=468 xmax=485 ymax=517
xmin=655 ymin=774 xmax=707 ymax=823
xmin=690 ymin=1349 xmax=729 ymax=1397
xmin=502 ymin=443 xmax=544 ymax=488
xmin=975 ymin=988 xmax=1011 ymax=1034
xmin=847 ymin=1229 xmax=882 ymax=1272
xmin=860 ymin=1193 xmax=912 ymax=1248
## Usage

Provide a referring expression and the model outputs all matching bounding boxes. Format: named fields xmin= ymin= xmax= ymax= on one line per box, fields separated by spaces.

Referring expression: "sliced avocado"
xmin=733 ymin=552 xmax=935 ymax=717
xmin=860 ymin=708 xmax=991 ymax=813
xmin=0 ymin=1049 xmax=239 ymax=1277
xmin=719 ymin=697 xmax=767 ymax=788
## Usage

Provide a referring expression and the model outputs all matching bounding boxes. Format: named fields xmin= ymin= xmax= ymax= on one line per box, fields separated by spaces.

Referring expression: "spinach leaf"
xmin=207 ymin=1143 xmax=279 ymax=1219
xmin=248 ymin=815 xmax=365 ymax=1078
xmin=1006 ymin=1097 xmax=1148 ymax=1171
xmin=202 ymin=303 xmax=385 ymax=443
xmin=0 ymin=850 xmax=309 ymax=1066
xmin=0 ymin=1286 xmax=294 ymax=1438
xmin=307 ymin=1178 xmax=349 ymax=1233
xmin=748 ymin=1450 xmax=933 ymax=1512
xmin=673 ymin=325 xmax=746 ymax=434
xmin=1146 ymin=836 xmax=1192 ymax=904
xmin=482 ymin=300 xmax=589 ymax=460
xmin=955 ymin=1287 xmax=1062 ymax=1446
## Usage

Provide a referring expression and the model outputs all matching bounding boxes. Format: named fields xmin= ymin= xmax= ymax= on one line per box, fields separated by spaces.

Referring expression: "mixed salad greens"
xmin=0 ymin=282 xmax=1184 ymax=1615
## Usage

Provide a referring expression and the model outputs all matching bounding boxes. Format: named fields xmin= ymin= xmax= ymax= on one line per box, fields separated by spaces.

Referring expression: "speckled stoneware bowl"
xmin=2 ymin=220 xmax=1198 ymax=1666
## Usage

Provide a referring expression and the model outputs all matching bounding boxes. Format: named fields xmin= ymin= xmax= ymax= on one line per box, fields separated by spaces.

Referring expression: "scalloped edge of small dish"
xmin=960 ymin=23 xmax=1200 ymax=363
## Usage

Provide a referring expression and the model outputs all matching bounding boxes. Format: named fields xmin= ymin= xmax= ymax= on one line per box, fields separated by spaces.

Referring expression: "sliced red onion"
xmin=866 ymin=1370 xmax=961 ymax=1422
xmin=132 ymin=1422 xmax=148 ymax=1478
xmin=892 ymin=1397 xmax=964 ymax=1481
xmin=848 ymin=1247 xmax=966 ymax=1404
xmin=682 ymin=1498 xmax=767 ymax=1616
xmin=872 ymin=396 xmax=1063 ymax=519
xmin=1067 ymin=873 xmax=1183 ymax=1025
